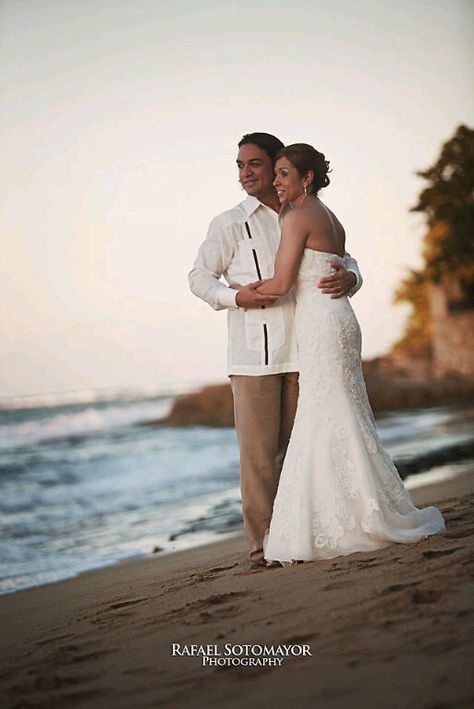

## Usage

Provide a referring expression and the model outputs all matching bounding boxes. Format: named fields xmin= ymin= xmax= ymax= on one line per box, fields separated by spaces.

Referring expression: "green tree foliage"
xmin=393 ymin=125 xmax=474 ymax=353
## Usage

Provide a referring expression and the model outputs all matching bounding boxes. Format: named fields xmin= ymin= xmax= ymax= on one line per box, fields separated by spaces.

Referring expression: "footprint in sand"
xmin=186 ymin=605 xmax=238 ymax=625
xmin=447 ymin=527 xmax=474 ymax=539
xmin=187 ymin=592 xmax=249 ymax=625
xmin=382 ymin=581 xmax=421 ymax=594
xmin=107 ymin=597 xmax=149 ymax=610
xmin=169 ymin=563 xmax=240 ymax=589
xmin=207 ymin=563 xmax=239 ymax=574
xmin=354 ymin=562 xmax=380 ymax=570
xmin=44 ymin=639 xmax=114 ymax=666
xmin=90 ymin=597 xmax=149 ymax=624
xmin=411 ymin=588 xmax=443 ymax=604
xmin=66 ymin=649 xmax=114 ymax=664
xmin=423 ymin=547 xmax=464 ymax=559
xmin=61 ymin=687 xmax=109 ymax=703
xmin=23 ymin=671 xmax=99 ymax=693
xmin=35 ymin=633 xmax=71 ymax=646
xmin=323 ymin=580 xmax=355 ymax=591
xmin=175 ymin=591 xmax=250 ymax=626
xmin=284 ymin=632 xmax=319 ymax=643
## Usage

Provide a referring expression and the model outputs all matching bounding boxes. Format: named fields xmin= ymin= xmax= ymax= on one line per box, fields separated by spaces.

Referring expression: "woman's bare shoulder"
xmin=280 ymin=206 xmax=312 ymax=241
xmin=281 ymin=206 xmax=307 ymax=226
xmin=299 ymin=199 xmax=327 ymax=224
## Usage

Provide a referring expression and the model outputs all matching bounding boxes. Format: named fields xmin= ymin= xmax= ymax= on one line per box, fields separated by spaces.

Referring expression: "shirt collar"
xmin=241 ymin=195 xmax=278 ymax=219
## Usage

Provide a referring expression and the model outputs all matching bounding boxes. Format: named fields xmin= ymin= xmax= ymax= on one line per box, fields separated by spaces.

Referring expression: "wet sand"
xmin=1 ymin=471 xmax=473 ymax=708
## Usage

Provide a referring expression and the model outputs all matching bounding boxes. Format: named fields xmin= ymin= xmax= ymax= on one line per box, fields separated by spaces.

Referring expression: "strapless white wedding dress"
xmin=263 ymin=249 xmax=445 ymax=564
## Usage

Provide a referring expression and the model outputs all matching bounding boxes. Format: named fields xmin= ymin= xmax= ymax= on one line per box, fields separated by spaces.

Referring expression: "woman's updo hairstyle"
xmin=276 ymin=143 xmax=331 ymax=194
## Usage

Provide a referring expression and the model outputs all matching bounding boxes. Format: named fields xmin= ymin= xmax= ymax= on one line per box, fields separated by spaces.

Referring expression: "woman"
xmin=256 ymin=143 xmax=445 ymax=566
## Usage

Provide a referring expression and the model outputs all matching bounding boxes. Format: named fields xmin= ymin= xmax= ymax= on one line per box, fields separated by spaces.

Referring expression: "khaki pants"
xmin=230 ymin=372 xmax=299 ymax=562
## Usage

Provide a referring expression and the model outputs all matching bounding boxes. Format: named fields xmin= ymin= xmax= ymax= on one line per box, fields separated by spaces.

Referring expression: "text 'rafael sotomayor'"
xmin=171 ymin=643 xmax=313 ymax=667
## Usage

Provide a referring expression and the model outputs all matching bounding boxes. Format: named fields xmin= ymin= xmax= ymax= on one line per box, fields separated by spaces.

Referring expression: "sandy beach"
xmin=1 ymin=470 xmax=473 ymax=709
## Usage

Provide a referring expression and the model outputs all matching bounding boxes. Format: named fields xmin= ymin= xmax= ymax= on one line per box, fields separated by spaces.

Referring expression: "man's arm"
xmin=188 ymin=218 xmax=278 ymax=310
xmin=318 ymin=252 xmax=363 ymax=299
xmin=188 ymin=218 xmax=239 ymax=311
xmin=344 ymin=252 xmax=362 ymax=296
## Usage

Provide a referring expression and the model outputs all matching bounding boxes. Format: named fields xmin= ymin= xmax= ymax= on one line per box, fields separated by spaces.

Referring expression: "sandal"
xmin=249 ymin=559 xmax=283 ymax=570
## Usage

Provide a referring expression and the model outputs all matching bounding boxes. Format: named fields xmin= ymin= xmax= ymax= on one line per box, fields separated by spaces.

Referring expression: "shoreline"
xmin=1 ymin=470 xmax=473 ymax=707
xmin=2 ymin=462 xmax=473 ymax=600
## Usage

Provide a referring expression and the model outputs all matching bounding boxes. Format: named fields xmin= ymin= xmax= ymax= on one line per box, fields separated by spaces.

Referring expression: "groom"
xmin=189 ymin=133 xmax=362 ymax=569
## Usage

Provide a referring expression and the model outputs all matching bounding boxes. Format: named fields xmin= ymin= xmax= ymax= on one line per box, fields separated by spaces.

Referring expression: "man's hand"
xmin=233 ymin=281 xmax=279 ymax=308
xmin=318 ymin=262 xmax=356 ymax=299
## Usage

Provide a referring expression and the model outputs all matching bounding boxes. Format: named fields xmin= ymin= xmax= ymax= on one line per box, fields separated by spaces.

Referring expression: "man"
xmin=189 ymin=133 xmax=362 ymax=569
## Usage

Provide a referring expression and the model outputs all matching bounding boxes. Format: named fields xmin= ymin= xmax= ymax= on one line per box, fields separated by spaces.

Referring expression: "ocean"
xmin=1 ymin=385 xmax=473 ymax=595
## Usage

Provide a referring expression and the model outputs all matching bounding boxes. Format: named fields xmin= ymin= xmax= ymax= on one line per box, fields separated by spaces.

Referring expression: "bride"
xmin=256 ymin=143 xmax=445 ymax=566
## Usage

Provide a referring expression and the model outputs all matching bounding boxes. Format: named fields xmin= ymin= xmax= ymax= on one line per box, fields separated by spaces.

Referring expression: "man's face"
xmin=236 ymin=144 xmax=275 ymax=200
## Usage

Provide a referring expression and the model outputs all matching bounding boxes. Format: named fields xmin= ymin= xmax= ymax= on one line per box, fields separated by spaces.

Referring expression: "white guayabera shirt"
xmin=189 ymin=196 xmax=362 ymax=376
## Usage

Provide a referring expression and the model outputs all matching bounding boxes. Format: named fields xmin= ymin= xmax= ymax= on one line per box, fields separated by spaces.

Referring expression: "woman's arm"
xmin=257 ymin=210 xmax=308 ymax=295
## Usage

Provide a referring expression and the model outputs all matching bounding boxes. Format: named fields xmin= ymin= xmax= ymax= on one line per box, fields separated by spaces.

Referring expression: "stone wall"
xmin=429 ymin=280 xmax=474 ymax=379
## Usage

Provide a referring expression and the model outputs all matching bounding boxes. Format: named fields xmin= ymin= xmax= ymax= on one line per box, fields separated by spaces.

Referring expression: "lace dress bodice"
xmin=296 ymin=248 xmax=344 ymax=283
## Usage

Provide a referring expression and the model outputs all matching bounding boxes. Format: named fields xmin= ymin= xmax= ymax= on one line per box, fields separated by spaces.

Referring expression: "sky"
xmin=1 ymin=0 xmax=473 ymax=398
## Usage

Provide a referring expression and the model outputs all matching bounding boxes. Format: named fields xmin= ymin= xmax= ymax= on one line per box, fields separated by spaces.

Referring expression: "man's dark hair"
xmin=238 ymin=132 xmax=285 ymax=165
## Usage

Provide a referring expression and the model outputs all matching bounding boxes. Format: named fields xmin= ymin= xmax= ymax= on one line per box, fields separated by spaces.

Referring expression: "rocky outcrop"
xmin=152 ymin=357 xmax=474 ymax=429
xmin=162 ymin=383 xmax=234 ymax=427
xmin=362 ymin=356 xmax=474 ymax=412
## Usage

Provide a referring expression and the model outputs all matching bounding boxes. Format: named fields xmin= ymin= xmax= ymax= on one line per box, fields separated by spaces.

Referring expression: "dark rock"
xmin=162 ymin=383 xmax=234 ymax=428
xmin=150 ymin=355 xmax=474 ymax=429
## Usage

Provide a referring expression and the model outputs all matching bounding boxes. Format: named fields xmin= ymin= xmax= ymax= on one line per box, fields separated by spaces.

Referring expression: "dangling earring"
xmin=303 ymin=184 xmax=308 ymax=197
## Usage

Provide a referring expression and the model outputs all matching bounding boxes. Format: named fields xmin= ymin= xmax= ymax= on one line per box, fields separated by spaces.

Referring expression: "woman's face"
xmin=273 ymin=156 xmax=309 ymax=204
